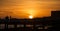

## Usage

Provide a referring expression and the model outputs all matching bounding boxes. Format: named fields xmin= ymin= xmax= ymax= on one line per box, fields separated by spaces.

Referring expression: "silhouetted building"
xmin=51 ymin=11 xmax=60 ymax=20
xmin=51 ymin=11 xmax=60 ymax=31
xmin=51 ymin=11 xmax=60 ymax=17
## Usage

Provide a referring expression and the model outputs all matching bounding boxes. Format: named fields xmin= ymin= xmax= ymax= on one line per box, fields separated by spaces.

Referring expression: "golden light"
xmin=29 ymin=15 xmax=33 ymax=19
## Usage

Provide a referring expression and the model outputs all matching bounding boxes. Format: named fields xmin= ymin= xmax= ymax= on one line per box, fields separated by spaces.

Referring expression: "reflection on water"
xmin=38 ymin=27 xmax=43 ymax=29
xmin=0 ymin=24 xmax=52 ymax=29
xmin=17 ymin=25 xmax=24 ymax=27
xmin=26 ymin=25 xmax=33 ymax=27
xmin=8 ymin=25 xmax=14 ymax=28
xmin=0 ymin=24 xmax=5 ymax=29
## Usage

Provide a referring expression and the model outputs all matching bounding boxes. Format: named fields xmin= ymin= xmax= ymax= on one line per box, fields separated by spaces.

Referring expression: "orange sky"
xmin=0 ymin=0 xmax=60 ymax=19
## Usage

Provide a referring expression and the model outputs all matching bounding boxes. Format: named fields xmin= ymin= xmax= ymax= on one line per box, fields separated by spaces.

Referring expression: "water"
xmin=0 ymin=24 xmax=52 ymax=29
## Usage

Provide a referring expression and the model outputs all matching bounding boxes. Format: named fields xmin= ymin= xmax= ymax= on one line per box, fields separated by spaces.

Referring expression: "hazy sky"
xmin=0 ymin=0 xmax=60 ymax=18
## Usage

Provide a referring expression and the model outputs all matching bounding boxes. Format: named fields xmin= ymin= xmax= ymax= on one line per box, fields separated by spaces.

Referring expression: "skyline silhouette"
xmin=0 ymin=10 xmax=60 ymax=31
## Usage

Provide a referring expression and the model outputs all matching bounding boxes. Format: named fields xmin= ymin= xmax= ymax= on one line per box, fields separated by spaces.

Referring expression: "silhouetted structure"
xmin=51 ymin=11 xmax=60 ymax=17
xmin=0 ymin=10 xmax=60 ymax=31
xmin=51 ymin=11 xmax=60 ymax=20
xmin=50 ymin=11 xmax=60 ymax=31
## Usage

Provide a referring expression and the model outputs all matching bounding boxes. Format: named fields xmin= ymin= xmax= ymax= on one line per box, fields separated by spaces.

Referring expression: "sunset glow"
xmin=0 ymin=0 xmax=60 ymax=19
xmin=29 ymin=15 xmax=33 ymax=19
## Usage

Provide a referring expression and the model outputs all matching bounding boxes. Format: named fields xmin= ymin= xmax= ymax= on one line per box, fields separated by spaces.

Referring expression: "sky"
xmin=0 ymin=0 xmax=60 ymax=19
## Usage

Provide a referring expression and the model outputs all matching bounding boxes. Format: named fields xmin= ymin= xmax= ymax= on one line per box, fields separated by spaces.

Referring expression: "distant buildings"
xmin=51 ymin=11 xmax=60 ymax=20
xmin=51 ymin=11 xmax=60 ymax=17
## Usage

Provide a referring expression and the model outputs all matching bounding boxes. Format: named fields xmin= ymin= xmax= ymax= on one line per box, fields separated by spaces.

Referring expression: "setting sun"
xmin=0 ymin=0 xmax=60 ymax=19
xmin=29 ymin=15 xmax=33 ymax=19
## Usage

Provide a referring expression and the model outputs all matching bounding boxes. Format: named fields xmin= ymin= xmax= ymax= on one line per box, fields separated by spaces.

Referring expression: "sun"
xmin=29 ymin=15 xmax=33 ymax=19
